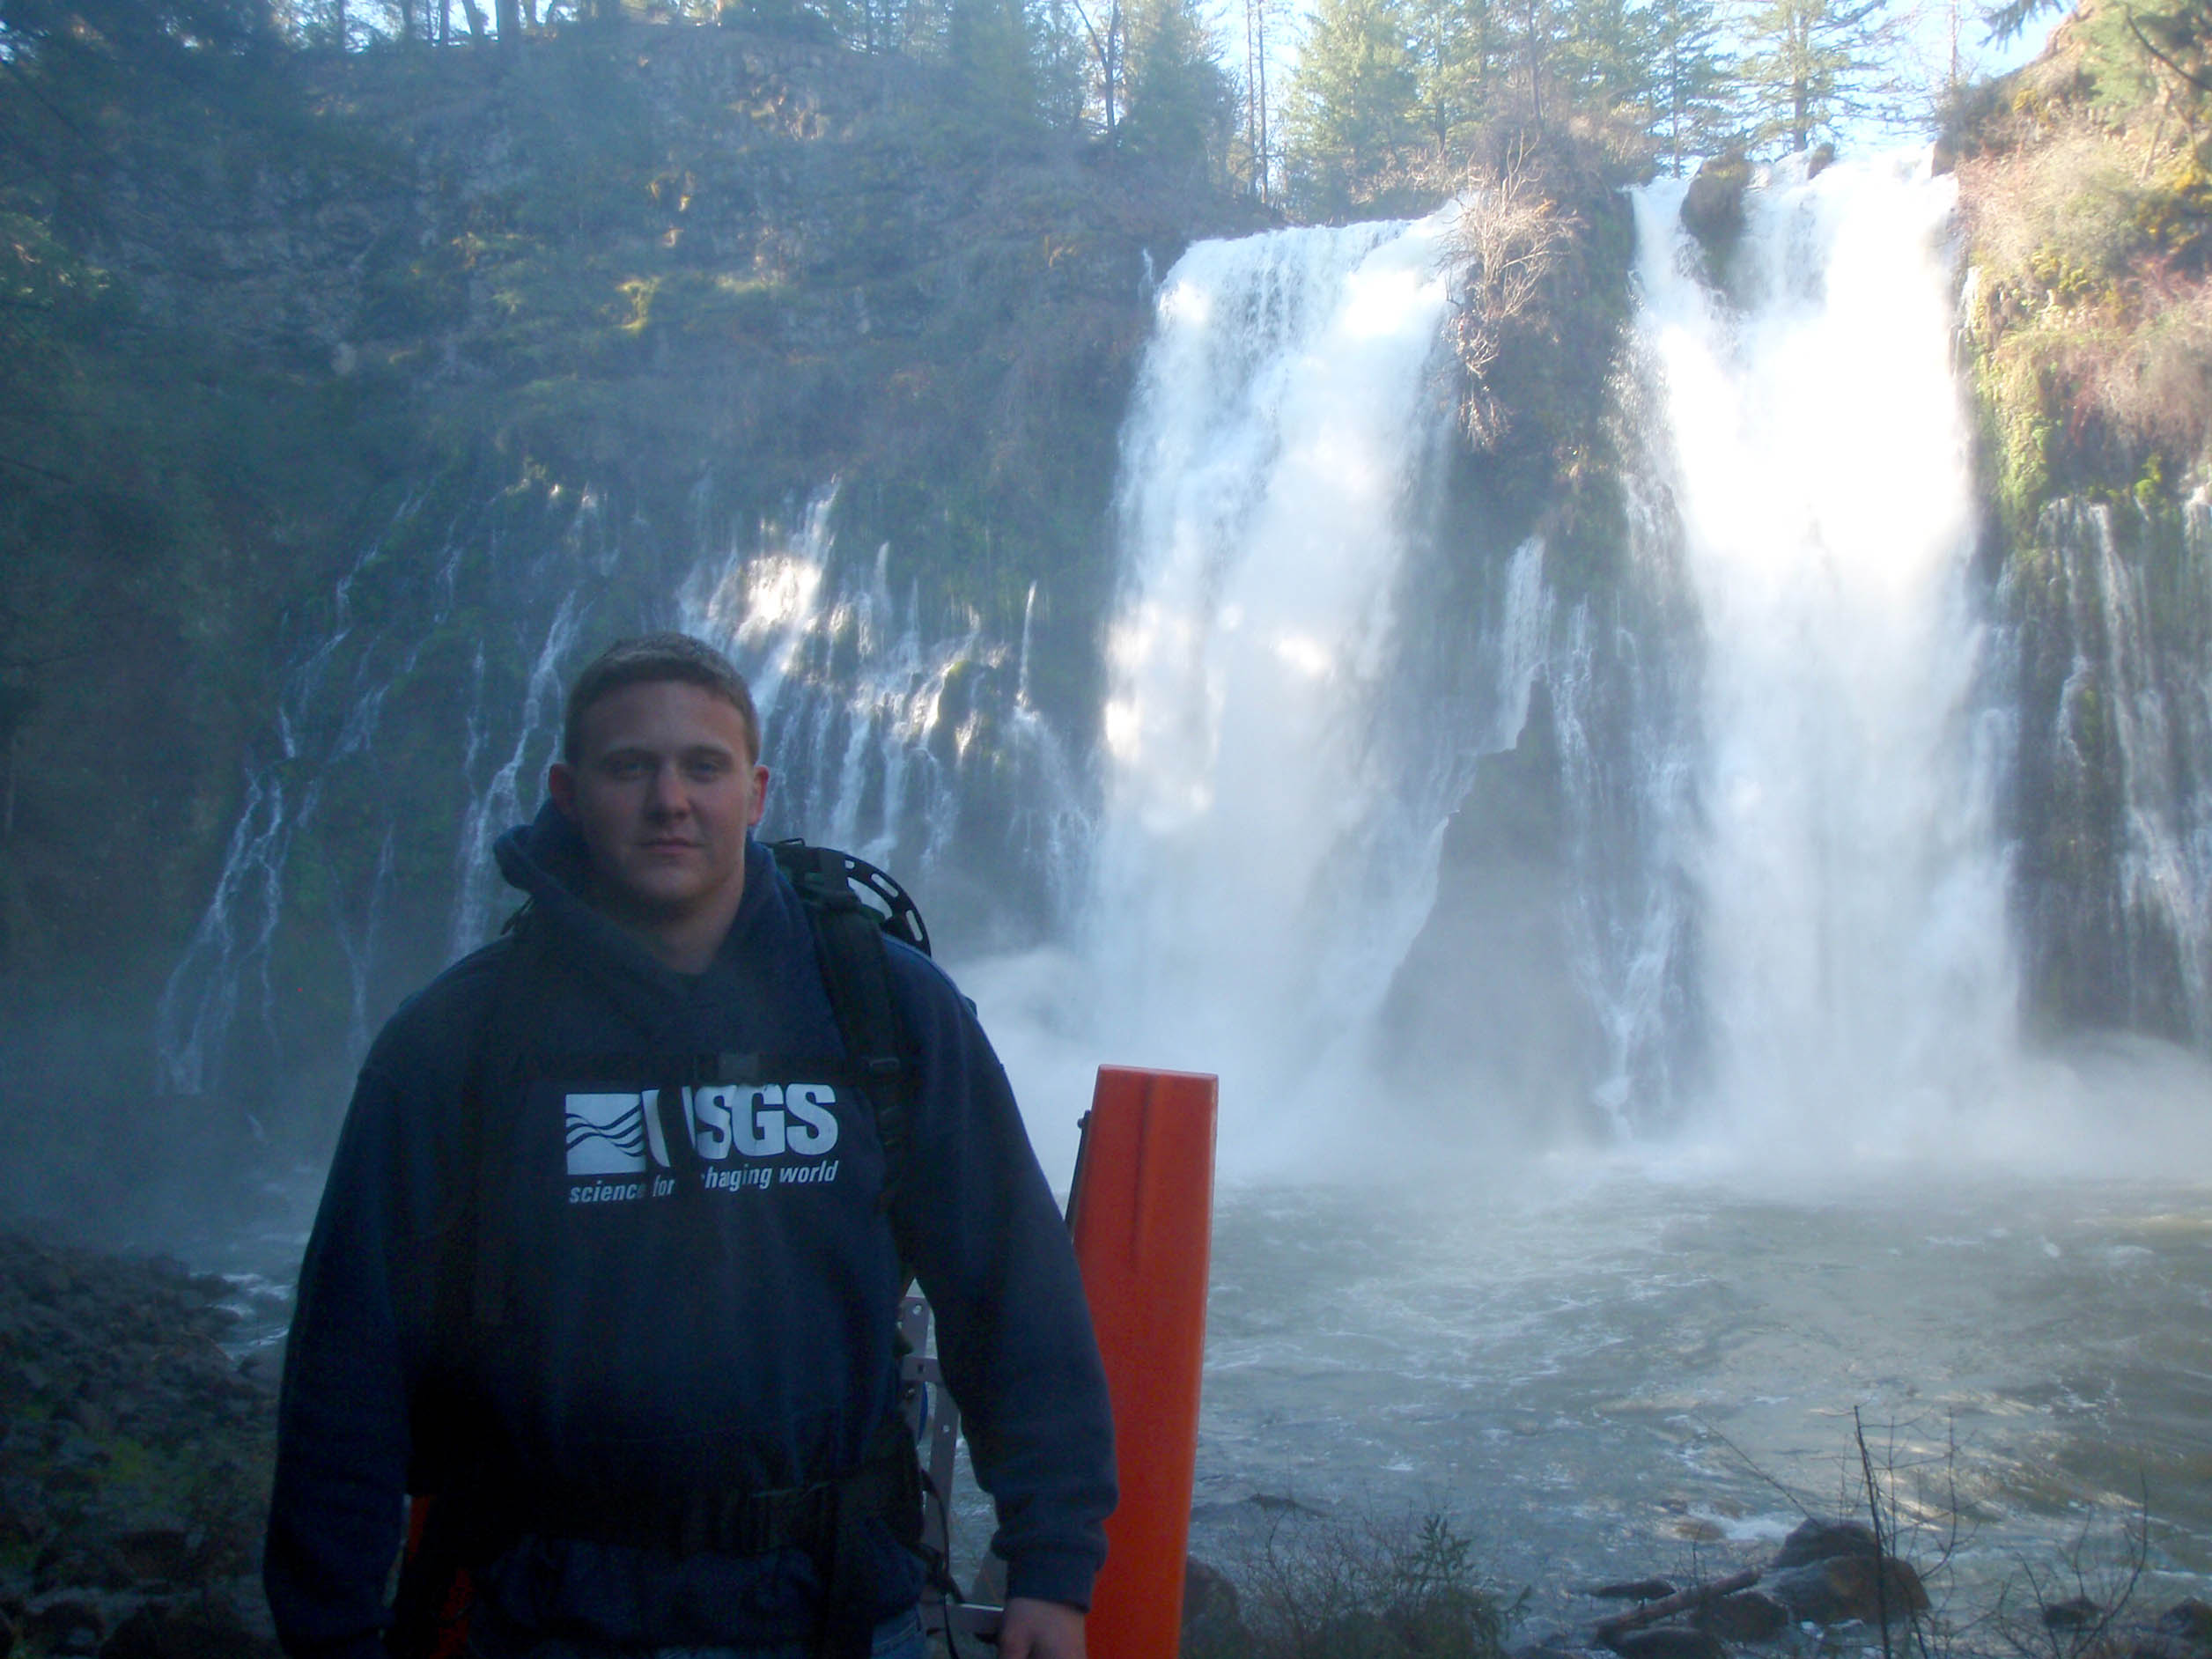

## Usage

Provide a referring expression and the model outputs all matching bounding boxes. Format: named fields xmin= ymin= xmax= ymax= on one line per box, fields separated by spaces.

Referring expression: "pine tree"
xmin=1557 ymin=0 xmax=1655 ymax=121
xmin=1404 ymin=0 xmax=1500 ymax=159
xmin=1645 ymin=0 xmax=1732 ymax=172
xmin=1234 ymin=0 xmax=1288 ymax=203
xmin=1283 ymin=0 xmax=1419 ymax=214
xmin=1737 ymin=0 xmax=1895 ymax=152
xmin=1121 ymin=0 xmax=1232 ymax=173
xmin=950 ymin=0 xmax=1040 ymax=115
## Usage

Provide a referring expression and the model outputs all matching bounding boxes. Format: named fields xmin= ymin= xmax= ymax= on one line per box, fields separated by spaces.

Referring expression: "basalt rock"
xmin=1606 ymin=1626 xmax=1728 ymax=1659
xmin=1770 ymin=1517 xmax=1879 ymax=1569
xmin=1764 ymin=1555 xmax=1929 ymax=1627
xmin=1679 ymin=153 xmax=1751 ymax=266
xmin=1695 ymin=1590 xmax=1790 ymax=1642
xmin=2161 ymin=1602 xmax=2212 ymax=1648
xmin=1183 ymin=1556 xmax=1250 ymax=1659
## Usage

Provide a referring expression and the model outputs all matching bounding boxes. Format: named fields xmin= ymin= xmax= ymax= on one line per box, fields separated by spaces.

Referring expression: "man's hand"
xmin=998 ymin=1597 xmax=1086 ymax=1659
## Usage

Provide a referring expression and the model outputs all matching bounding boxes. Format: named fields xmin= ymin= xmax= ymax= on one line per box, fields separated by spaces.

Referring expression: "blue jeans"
xmin=469 ymin=1605 xmax=927 ymax=1659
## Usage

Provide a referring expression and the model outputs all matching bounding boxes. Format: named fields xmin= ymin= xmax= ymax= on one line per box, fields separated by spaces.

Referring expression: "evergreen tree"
xmin=1645 ymin=0 xmax=1732 ymax=172
xmin=1557 ymin=0 xmax=1654 ymax=121
xmin=1404 ymin=0 xmax=1500 ymax=159
xmin=950 ymin=0 xmax=1040 ymax=114
xmin=1738 ymin=0 xmax=1894 ymax=152
xmin=1283 ymin=0 xmax=1418 ymax=214
xmin=1120 ymin=0 xmax=1232 ymax=173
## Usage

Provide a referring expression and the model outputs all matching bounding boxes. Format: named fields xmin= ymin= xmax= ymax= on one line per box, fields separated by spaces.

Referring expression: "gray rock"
xmin=23 ymin=1590 xmax=129 ymax=1656
xmin=1765 ymin=1557 xmax=1928 ymax=1627
xmin=1697 ymin=1590 xmax=1790 ymax=1643
xmin=2159 ymin=1603 xmax=2212 ymax=1649
xmin=100 ymin=1592 xmax=283 ymax=1659
xmin=1606 ymin=1627 xmax=1728 ymax=1659
xmin=1771 ymin=1519 xmax=1879 ymax=1570
xmin=2044 ymin=1596 xmax=2103 ymax=1632
xmin=1182 ymin=1555 xmax=1248 ymax=1659
xmin=1680 ymin=154 xmax=1751 ymax=258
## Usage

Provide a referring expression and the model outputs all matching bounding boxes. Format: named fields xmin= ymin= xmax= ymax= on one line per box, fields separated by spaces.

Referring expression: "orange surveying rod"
xmin=1067 ymin=1065 xmax=1220 ymax=1659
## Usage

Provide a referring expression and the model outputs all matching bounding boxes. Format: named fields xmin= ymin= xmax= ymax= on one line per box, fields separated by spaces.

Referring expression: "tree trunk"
xmin=460 ymin=0 xmax=489 ymax=45
xmin=496 ymin=0 xmax=520 ymax=44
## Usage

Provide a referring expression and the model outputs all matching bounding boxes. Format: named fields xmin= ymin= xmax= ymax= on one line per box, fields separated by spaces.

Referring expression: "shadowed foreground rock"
xmin=0 ymin=1233 xmax=280 ymax=1658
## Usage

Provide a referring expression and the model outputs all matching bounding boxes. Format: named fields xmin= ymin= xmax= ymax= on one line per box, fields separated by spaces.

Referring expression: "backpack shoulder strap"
xmin=768 ymin=840 xmax=924 ymax=1230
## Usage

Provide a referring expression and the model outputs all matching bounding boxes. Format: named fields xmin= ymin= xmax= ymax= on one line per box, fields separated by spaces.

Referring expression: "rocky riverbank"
xmin=0 ymin=1232 xmax=281 ymax=1657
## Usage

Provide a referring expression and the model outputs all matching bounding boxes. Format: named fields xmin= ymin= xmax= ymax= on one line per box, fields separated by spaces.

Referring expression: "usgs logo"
xmin=565 ymin=1084 xmax=841 ymax=1177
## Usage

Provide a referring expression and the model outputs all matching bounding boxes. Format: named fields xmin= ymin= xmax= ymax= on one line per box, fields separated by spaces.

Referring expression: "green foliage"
xmin=1953 ymin=7 xmax=2212 ymax=529
xmin=1641 ymin=0 xmax=1732 ymax=174
xmin=1119 ymin=0 xmax=1234 ymax=180
xmin=1283 ymin=0 xmax=1419 ymax=216
xmin=1403 ymin=0 xmax=1498 ymax=155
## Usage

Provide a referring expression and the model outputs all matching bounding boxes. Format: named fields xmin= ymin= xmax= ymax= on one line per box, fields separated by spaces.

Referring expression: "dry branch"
xmin=1591 ymin=1568 xmax=1764 ymax=1642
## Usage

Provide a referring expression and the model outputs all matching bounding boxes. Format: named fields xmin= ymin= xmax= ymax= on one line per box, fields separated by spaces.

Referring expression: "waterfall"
xmin=155 ymin=503 xmax=439 ymax=1100
xmin=1625 ymin=153 xmax=2018 ymax=1139
xmin=2002 ymin=492 xmax=2212 ymax=1046
xmin=1080 ymin=210 xmax=1484 ymax=1150
xmin=681 ymin=487 xmax=1074 ymax=888
xmin=152 ymin=153 xmax=2212 ymax=1169
xmin=1061 ymin=155 xmax=2035 ymax=1158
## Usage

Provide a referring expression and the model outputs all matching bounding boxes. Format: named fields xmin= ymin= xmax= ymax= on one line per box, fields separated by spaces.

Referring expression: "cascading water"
xmin=1624 ymin=154 xmax=2019 ymax=1146
xmin=1080 ymin=210 xmax=1493 ymax=1156
xmin=682 ymin=487 xmax=1081 ymax=903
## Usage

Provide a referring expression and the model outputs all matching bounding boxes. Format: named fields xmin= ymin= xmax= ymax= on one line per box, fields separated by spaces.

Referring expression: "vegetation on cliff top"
xmin=1951 ymin=0 xmax=2212 ymax=527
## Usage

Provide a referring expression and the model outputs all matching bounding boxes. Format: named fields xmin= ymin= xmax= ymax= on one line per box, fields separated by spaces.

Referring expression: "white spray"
xmin=1629 ymin=154 xmax=2017 ymax=1144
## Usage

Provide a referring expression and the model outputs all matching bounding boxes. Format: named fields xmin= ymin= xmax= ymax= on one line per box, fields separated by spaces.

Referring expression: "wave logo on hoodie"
xmin=565 ymin=1086 xmax=844 ymax=1181
xmin=565 ymin=1095 xmax=653 ymax=1176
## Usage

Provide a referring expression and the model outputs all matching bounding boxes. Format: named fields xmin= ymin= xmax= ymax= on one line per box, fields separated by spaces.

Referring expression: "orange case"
xmin=1069 ymin=1065 xmax=1220 ymax=1659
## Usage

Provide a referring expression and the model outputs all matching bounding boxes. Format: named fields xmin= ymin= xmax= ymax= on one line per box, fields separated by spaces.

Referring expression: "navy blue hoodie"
xmin=264 ymin=808 xmax=1115 ymax=1657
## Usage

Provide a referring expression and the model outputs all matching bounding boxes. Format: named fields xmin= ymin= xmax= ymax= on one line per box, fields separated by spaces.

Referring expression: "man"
xmin=265 ymin=633 xmax=1115 ymax=1659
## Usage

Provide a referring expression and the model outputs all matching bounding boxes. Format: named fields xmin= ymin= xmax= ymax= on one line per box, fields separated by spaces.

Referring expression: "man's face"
xmin=547 ymin=680 xmax=770 ymax=932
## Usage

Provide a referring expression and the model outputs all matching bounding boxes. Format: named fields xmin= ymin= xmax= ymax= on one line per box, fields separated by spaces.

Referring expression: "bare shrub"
xmin=1441 ymin=148 xmax=1574 ymax=450
xmin=1223 ymin=1508 xmax=1519 ymax=1659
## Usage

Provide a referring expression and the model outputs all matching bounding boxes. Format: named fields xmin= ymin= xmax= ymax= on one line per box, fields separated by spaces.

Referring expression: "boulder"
xmin=1607 ymin=1628 xmax=1728 ymax=1659
xmin=1771 ymin=1518 xmax=1879 ymax=1570
xmin=99 ymin=1593 xmax=283 ymax=1659
xmin=1680 ymin=154 xmax=1751 ymax=261
xmin=1765 ymin=1556 xmax=1929 ymax=1627
xmin=2044 ymin=1597 xmax=2104 ymax=1632
xmin=21 ymin=1591 xmax=126 ymax=1656
xmin=1697 ymin=1589 xmax=1790 ymax=1642
xmin=1182 ymin=1556 xmax=1248 ymax=1659
xmin=2159 ymin=1603 xmax=2212 ymax=1649
xmin=33 ymin=1537 xmax=134 ymax=1596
